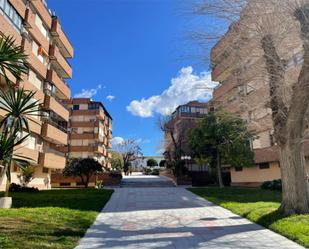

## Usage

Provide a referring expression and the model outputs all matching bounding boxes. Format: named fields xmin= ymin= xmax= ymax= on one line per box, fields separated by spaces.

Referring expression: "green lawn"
xmin=0 ymin=189 xmax=114 ymax=249
xmin=189 ymin=187 xmax=309 ymax=248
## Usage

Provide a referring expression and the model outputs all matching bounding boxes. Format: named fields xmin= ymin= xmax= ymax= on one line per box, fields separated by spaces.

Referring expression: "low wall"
xmin=51 ymin=172 xmax=122 ymax=188
xmin=160 ymin=170 xmax=192 ymax=186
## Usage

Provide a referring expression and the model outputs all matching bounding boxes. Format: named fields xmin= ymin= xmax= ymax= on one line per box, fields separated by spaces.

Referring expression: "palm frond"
xmin=0 ymin=87 xmax=41 ymax=132
xmin=0 ymin=36 xmax=28 ymax=83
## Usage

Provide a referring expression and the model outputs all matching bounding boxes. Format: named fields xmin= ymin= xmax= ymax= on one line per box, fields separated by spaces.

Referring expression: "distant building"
xmin=66 ymin=98 xmax=113 ymax=167
xmin=132 ymin=156 xmax=164 ymax=170
xmin=163 ymin=101 xmax=209 ymax=170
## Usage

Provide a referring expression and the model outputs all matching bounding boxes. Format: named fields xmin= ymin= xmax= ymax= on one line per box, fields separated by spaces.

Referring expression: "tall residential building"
xmin=210 ymin=18 xmax=309 ymax=186
xmin=163 ymin=101 xmax=209 ymax=167
xmin=0 ymin=0 xmax=73 ymax=190
xmin=66 ymin=98 xmax=112 ymax=167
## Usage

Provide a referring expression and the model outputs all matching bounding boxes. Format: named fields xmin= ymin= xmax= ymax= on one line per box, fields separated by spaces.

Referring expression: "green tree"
xmin=109 ymin=151 xmax=124 ymax=171
xmin=147 ymin=158 xmax=158 ymax=167
xmin=159 ymin=160 xmax=166 ymax=167
xmin=63 ymin=158 xmax=103 ymax=188
xmin=188 ymin=112 xmax=254 ymax=188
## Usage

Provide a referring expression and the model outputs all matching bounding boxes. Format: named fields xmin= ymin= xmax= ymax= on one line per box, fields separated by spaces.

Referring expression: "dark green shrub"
xmin=9 ymin=183 xmax=39 ymax=192
xmin=261 ymin=179 xmax=282 ymax=191
xmin=151 ymin=169 xmax=160 ymax=175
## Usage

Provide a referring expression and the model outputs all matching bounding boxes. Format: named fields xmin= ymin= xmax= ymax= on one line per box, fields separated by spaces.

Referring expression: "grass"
xmin=189 ymin=187 xmax=309 ymax=248
xmin=0 ymin=189 xmax=114 ymax=249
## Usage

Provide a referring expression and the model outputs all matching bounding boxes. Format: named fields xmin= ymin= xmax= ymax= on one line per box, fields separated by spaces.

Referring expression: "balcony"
xmin=69 ymin=144 xmax=104 ymax=154
xmin=21 ymin=80 xmax=45 ymax=102
xmin=46 ymin=70 xmax=70 ymax=98
xmin=49 ymin=45 xmax=72 ymax=78
xmin=71 ymin=109 xmax=105 ymax=120
xmin=70 ymin=120 xmax=100 ymax=128
xmin=30 ymin=0 xmax=52 ymax=28
xmin=42 ymin=122 xmax=68 ymax=145
xmin=14 ymin=146 xmax=40 ymax=164
xmin=38 ymin=151 xmax=66 ymax=169
xmin=51 ymin=17 xmax=74 ymax=58
xmin=28 ymin=117 xmax=42 ymax=135
xmin=44 ymin=95 xmax=69 ymax=121
xmin=70 ymin=133 xmax=99 ymax=140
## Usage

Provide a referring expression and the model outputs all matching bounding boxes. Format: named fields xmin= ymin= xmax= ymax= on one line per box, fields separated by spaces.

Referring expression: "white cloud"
xmin=136 ymin=138 xmax=151 ymax=144
xmin=74 ymin=84 xmax=103 ymax=98
xmin=111 ymin=136 xmax=125 ymax=146
xmin=126 ymin=66 xmax=218 ymax=118
xmin=106 ymin=95 xmax=115 ymax=101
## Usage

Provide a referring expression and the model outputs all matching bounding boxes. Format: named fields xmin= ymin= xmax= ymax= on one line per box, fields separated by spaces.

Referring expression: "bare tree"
xmin=157 ymin=115 xmax=184 ymax=162
xmin=193 ymin=0 xmax=309 ymax=214
xmin=113 ymin=139 xmax=142 ymax=173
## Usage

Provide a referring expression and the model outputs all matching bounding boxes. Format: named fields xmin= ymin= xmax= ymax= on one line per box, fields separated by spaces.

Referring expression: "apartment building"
xmin=66 ymin=98 xmax=112 ymax=167
xmin=0 ymin=0 xmax=73 ymax=190
xmin=210 ymin=15 xmax=309 ymax=186
xmin=163 ymin=101 xmax=209 ymax=169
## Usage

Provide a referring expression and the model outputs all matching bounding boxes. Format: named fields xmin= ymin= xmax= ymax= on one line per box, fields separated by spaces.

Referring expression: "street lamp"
xmin=181 ymin=155 xmax=192 ymax=171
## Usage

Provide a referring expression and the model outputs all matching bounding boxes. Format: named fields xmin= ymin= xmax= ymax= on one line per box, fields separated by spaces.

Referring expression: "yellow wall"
xmin=0 ymin=166 xmax=50 ymax=191
xmin=231 ymin=161 xmax=309 ymax=186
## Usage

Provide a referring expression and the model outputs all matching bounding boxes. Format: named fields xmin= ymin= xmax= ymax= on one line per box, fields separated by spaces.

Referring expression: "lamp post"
xmin=181 ymin=155 xmax=192 ymax=171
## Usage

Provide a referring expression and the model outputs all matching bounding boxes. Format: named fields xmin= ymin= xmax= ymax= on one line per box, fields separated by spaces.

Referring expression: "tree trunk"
xmin=216 ymin=152 xmax=224 ymax=188
xmin=4 ymin=161 xmax=12 ymax=197
xmin=261 ymin=31 xmax=309 ymax=214
xmin=279 ymin=142 xmax=309 ymax=214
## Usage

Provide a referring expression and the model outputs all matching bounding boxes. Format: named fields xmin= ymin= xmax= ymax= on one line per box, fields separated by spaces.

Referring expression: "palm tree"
xmin=0 ymin=35 xmax=41 ymax=197
xmin=0 ymin=36 xmax=28 ymax=83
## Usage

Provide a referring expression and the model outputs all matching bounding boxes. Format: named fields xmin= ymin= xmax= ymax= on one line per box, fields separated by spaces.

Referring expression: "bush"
xmin=108 ymin=171 xmax=122 ymax=179
xmin=151 ymin=169 xmax=160 ymax=175
xmin=9 ymin=183 xmax=39 ymax=192
xmin=261 ymin=179 xmax=282 ymax=191
xmin=143 ymin=167 xmax=152 ymax=175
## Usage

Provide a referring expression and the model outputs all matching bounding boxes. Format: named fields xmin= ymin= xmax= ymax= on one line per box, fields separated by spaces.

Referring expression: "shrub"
xmin=143 ymin=167 xmax=152 ymax=175
xmin=9 ymin=183 xmax=39 ymax=192
xmin=108 ymin=171 xmax=122 ymax=179
xmin=151 ymin=168 xmax=160 ymax=175
xmin=261 ymin=179 xmax=282 ymax=191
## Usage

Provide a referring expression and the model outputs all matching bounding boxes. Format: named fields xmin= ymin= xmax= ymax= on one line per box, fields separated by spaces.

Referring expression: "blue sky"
xmin=47 ymin=0 xmax=219 ymax=156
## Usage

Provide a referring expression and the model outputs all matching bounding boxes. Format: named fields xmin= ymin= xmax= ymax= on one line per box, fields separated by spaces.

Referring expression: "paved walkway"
xmin=76 ymin=186 xmax=303 ymax=248
xmin=121 ymin=173 xmax=176 ymax=188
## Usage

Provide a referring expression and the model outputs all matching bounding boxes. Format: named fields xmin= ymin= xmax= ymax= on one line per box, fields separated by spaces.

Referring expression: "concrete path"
xmin=76 ymin=187 xmax=303 ymax=248
xmin=121 ymin=173 xmax=176 ymax=188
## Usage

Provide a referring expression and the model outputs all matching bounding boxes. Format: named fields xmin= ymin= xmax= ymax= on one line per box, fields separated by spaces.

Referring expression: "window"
xmin=259 ymin=163 xmax=270 ymax=169
xmin=35 ymin=14 xmax=50 ymax=40
xmin=88 ymin=103 xmax=100 ymax=110
xmin=180 ymin=106 xmax=190 ymax=113
xmin=42 ymin=167 xmax=49 ymax=174
xmin=73 ymin=105 xmax=79 ymax=110
xmin=235 ymin=167 xmax=243 ymax=172
xmin=0 ymin=0 xmax=22 ymax=32
xmin=28 ymin=70 xmax=43 ymax=90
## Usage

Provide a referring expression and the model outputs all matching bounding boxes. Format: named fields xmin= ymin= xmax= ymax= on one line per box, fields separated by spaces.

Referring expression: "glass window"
xmin=4 ymin=0 xmax=10 ymax=15
xmin=259 ymin=163 xmax=270 ymax=170
xmin=235 ymin=167 xmax=243 ymax=172
xmin=0 ymin=0 xmax=4 ymax=9
xmin=73 ymin=105 xmax=79 ymax=110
